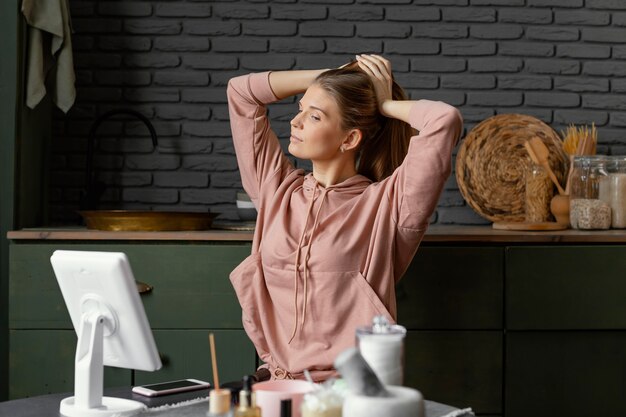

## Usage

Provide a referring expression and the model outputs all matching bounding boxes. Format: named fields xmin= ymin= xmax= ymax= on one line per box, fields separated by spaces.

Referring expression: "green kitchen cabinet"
xmin=8 ymin=242 xmax=253 ymax=399
xmin=9 ymin=330 xmax=130 ymax=399
xmin=1 ymin=0 xmax=55 ymax=398
xmin=7 ymin=232 xmax=626 ymax=417
xmin=398 ymin=247 xmax=504 ymax=415
xmin=505 ymin=245 xmax=626 ymax=417
xmin=135 ymin=330 xmax=256 ymax=386
xmin=404 ymin=330 xmax=503 ymax=414
xmin=399 ymin=247 xmax=503 ymax=330
xmin=506 ymin=246 xmax=626 ymax=330
xmin=506 ymin=331 xmax=626 ymax=417
xmin=1 ymin=0 xmax=22 ymax=400
xmin=10 ymin=244 xmax=251 ymax=329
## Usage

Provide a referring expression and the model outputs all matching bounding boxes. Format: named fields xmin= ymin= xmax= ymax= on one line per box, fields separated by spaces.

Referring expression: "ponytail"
xmin=357 ymin=82 xmax=412 ymax=182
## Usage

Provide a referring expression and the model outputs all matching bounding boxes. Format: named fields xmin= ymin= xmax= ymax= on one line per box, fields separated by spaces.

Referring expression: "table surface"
xmin=0 ymin=387 xmax=471 ymax=417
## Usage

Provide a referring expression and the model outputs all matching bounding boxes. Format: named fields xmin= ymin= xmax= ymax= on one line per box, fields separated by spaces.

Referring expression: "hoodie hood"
xmin=302 ymin=172 xmax=371 ymax=197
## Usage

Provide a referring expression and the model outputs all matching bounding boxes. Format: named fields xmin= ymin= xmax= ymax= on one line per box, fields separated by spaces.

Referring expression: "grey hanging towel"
xmin=21 ymin=0 xmax=76 ymax=113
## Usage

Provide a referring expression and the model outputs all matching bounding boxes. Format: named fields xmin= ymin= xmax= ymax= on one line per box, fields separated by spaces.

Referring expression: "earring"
xmin=340 ymin=146 xmax=345 ymax=153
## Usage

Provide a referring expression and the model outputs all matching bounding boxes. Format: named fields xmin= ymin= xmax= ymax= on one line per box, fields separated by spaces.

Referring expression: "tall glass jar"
xmin=525 ymin=162 xmax=553 ymax=223
xmin=569 ymin=156 xmax=611 ymax=230
xmin=599 ymin=156 xmax=626 ymax=228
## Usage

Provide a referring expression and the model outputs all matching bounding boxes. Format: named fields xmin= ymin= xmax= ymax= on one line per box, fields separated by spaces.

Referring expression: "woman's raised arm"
xmin=268 ymin=69 xmax=328 ymax=100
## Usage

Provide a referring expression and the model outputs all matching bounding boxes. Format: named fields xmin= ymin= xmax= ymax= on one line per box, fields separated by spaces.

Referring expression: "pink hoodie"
xmin=227 ymin=72 xmax=463 ymax=382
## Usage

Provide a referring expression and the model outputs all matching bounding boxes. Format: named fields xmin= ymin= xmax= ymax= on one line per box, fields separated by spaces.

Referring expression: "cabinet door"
xmin=134 ymin=330 xmax=256 ymax=386
xmin=506 ymin=331 xmax=626 ymax=417
xmin=10 ymin=245 xmax=72 ymax=328
xmin=404 ymin=330 xmax=502 ymax=415
xmin=506 ymin=246 xmax=626 ymax=329
xmin=132 ymin=245 xmax=251 ymax=329
xmin=10 ymin=243 xmax=251 ymax=329
xmin=398 ymin=247 xmax=503 ymax=329
xmin=9 ymin=330 xmax=130 ymax=399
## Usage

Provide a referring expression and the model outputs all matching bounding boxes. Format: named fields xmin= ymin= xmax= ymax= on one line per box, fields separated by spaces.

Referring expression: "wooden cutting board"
xmin=492 ymin=221 xmax=568 ymax=231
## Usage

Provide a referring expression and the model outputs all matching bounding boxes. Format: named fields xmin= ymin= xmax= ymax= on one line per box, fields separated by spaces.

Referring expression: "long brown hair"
xmin=313 ymin=62 xmax=413 ymax=182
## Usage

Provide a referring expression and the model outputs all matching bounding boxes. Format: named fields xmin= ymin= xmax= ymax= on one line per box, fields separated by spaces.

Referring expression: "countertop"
xmin=7 ymin=225 xmax=626 ymax=243
xmin=0 ymin=387 xmax=470 ymax=417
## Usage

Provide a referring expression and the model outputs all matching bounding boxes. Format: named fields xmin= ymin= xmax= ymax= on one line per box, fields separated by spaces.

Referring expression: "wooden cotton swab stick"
xmin=209 ymin=333 xmax=220 ymax=390
xmin=208 ymin=333 xmax=232 ymax=415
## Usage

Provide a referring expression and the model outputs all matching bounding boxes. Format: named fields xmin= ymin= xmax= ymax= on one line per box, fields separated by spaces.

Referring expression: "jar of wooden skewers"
xmin=526 ymin=162 xmax=553 ymax=223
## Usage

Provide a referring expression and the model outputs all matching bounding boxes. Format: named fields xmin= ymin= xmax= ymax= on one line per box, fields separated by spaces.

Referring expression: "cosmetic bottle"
xmin=234 ymin=375 xmax=261 ymax=417
xmin=280 ymin=398 xmax=292 ymax=417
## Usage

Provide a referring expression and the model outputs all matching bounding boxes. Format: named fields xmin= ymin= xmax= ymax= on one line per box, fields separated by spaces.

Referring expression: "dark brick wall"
xmin=49 ymin=0 xmax=626 ymax=225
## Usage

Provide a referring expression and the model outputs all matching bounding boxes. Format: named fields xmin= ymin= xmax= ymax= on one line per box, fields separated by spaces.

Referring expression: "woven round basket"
xmin=455 ymin=114 xmax=567 ymax=223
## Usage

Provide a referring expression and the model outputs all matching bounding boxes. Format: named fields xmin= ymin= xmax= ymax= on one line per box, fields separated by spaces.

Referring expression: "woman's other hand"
xmin=355 ymin=54 xmax=393 ymax=116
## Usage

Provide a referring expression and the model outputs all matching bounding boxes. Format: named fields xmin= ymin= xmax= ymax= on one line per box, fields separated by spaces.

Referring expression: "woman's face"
xmin=288 ymin=84 xmax=346 ymax=161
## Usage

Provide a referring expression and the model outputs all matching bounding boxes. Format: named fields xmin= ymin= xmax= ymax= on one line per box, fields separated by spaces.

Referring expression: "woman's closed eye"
xmin=297 ymin=108 xmax=321 ymax=122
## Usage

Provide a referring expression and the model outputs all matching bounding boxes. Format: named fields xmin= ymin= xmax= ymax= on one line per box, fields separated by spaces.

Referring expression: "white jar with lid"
xmin=600 ymin=156 xmax=626 ymax=228
xmin=356 ymin=316 xmax=406 ymax=387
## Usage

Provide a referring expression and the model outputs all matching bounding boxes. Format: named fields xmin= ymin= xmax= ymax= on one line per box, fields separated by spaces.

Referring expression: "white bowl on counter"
xmin=236 ymin=192 xmax=257 ymax=221
xmin=253 ymin=380 xmax=313 ymax=417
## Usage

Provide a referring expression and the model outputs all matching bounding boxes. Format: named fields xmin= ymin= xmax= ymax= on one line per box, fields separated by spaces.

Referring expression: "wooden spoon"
xmin=525 ymin=138 xmax=566 ymax=196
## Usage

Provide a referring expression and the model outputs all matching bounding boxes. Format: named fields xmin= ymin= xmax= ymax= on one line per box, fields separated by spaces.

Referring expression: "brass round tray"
xmin=79 ymin=210 xmax=219 ymax=231
xmin=211 ymin=220 xmax=256 ymax=231
xmin=456 ymin=114 xmax=567 ymax=223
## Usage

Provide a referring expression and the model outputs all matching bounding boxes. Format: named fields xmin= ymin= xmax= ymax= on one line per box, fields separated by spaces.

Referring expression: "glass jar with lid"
xmin=599 ymin=156 xmax=626 ymax=228
xmin=525 ymin=162 xmax=552 ymax=223
xmin=569 ymin=155 xmax=611 ymax=229
xmin=356 ymin=315 xmax=406 ymax=387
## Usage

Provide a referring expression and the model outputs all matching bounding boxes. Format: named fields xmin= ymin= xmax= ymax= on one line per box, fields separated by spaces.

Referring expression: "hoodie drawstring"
xmin=301 ymin=189 xmax=328 ymax=327
xmin=288 ymin=186 xmax=317 ymax=344
xmin=287 ymin=186 xmax=330 ymax=344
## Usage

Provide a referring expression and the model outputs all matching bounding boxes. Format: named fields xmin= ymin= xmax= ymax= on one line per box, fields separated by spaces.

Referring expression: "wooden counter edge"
xmin=7 ymin=225 xmax=626 ymax=243
xmin=6 ymin=229 xmax=255 ymax=241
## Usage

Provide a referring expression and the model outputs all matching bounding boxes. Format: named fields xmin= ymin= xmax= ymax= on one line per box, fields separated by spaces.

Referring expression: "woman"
xmin=227 ymin=54 xmax=463 ymax=382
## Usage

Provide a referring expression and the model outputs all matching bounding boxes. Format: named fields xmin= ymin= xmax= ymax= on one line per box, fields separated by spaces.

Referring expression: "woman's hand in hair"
xmin=355 ymin=54 xmax=393 ymax=116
